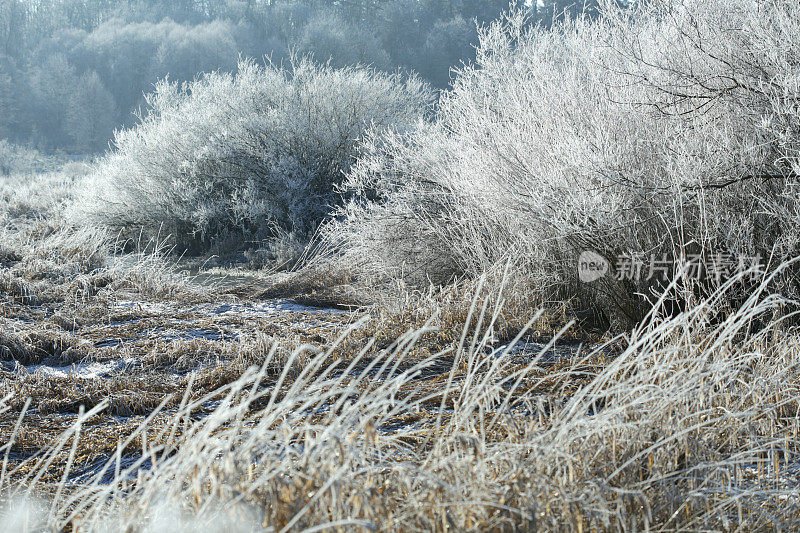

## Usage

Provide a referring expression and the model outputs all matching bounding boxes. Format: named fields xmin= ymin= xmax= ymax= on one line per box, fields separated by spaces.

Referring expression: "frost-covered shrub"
xmin=328 ymin=1 xmax=800 ymax=325
xmin=0 ymin=140 xmax=61 ymax=176
xmin=73 ymin=59 xmax=432 ymax=254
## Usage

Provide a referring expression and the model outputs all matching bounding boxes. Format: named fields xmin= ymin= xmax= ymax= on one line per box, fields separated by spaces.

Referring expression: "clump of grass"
xmin=105 ymin=237 xmax=199 ymax=302
xmin=0 ymin=325 xmax=87 ymax=366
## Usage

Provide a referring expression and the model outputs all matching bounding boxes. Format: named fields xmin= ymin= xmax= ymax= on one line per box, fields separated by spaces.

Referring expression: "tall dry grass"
xmin=2 ymin=267 xmax=800 ymax=531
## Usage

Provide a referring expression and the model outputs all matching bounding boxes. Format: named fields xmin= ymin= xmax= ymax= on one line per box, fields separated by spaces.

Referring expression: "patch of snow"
xmin=22 ymin=358 xmax=131 ymax=380
xmin=112 ymin=300 xmax=172 ymax=314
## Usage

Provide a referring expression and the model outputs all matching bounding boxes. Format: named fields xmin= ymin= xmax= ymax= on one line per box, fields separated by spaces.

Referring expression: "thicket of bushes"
xmin=326 ymin=0 xmax=800 ymax=326
xmin=73 ymin=59 xmax=432 ymax=255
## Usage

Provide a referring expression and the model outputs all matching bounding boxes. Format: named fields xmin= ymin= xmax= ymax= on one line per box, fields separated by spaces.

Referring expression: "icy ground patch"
xmin=20 ymin=358 xmax=132 ymax=380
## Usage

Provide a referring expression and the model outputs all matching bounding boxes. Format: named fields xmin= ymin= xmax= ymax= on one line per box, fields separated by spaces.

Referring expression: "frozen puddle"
xmin=492 ymin=341 xmax=610 ymax=364
xmin=20 ymin=358 xmax=132 ymax=380
xmin=112 ymin=299 xmax=348 ymax=317
xmin=189 ymin=300 xmax=349 ymax=316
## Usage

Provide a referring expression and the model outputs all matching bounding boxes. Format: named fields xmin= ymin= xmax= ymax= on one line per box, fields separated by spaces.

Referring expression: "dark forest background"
xmin=0 ymin=1 xmax=606 ymax=153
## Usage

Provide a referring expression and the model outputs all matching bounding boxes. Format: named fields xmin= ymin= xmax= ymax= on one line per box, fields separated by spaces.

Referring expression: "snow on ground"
xmin=20 ymin=358 xmax=133 ymax=380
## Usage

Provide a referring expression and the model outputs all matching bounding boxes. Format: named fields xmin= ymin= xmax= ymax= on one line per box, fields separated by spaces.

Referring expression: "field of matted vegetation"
xmin=3 ymin=0 xmax=800 ymax=531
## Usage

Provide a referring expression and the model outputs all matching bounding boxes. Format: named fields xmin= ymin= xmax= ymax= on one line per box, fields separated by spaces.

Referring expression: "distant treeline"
xmin=0 ymin=1 xmax=604 ymax=153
